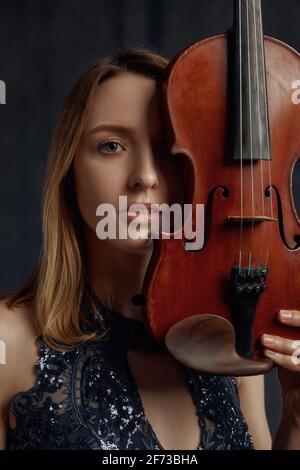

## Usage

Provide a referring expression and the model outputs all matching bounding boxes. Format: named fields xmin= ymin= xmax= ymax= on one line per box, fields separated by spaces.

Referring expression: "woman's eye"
xmin=97 ymin=140 xmax=124 ymax=154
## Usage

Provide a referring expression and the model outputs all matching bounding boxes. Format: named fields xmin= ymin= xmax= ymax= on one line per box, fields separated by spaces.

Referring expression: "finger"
xmin=261 ymin=334 xmax=300 ymax=355
xmin=278 ymin=310 xmax=300 ymax=327
xmin=264 ymin=349 xmax=300 ymax=372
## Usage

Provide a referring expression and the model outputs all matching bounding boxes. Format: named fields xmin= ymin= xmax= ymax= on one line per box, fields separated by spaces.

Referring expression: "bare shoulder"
xmin=0 ymin=298 xmax=39 ymax=419
xmin=235 ymin=374 xmax=272 ymax=450
xmin=234 ymin=374 xmax=265 ymax=406
xmin=0 ymin=297 xmax=38 ymax=375
xmin=0 ymin=299 xmax=38 ymax=375
xmin=235 ymin=374 xmax=264 ymax=392
xmin=0 ymin=298 xmax=37 ymax=342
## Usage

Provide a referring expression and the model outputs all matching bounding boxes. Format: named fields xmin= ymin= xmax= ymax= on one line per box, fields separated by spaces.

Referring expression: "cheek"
xmin=73 ymin=159 xmax=123 ymax=229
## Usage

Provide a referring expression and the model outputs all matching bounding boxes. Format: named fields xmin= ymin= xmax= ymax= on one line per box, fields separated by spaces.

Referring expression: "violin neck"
xmin=233 ymin=0 xmax=271 ymax=161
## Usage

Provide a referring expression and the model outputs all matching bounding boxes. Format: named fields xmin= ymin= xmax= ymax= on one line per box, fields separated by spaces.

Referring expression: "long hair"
xmin=1 ymin=47 xmax=168 ymax=350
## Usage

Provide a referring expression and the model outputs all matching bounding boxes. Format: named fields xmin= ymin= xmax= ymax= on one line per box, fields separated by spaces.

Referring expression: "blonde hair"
xmin=1 ymin=47 xmax=168 ymax=350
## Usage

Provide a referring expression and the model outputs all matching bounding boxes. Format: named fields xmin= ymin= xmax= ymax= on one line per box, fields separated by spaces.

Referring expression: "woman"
xmin=0 ymin=47 xmax=299 ymax=450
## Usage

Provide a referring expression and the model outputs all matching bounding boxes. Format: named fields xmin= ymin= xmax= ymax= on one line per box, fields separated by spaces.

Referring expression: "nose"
xmin=127 ymin=144 xmax=159 ymax=191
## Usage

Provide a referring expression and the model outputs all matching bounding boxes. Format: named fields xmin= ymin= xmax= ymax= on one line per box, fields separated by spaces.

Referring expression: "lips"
xmin=126 ymin=210 xmax=161 ymax=223
xmin=126 ymin=202 xmax=161 ymax=214
xmin=121 ymin=202 xmax=160 ymax=216
xmin=118 ymin=202 xmax=162 ymax=224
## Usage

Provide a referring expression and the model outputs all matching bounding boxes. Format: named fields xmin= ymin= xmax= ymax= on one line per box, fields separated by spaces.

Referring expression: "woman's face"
xmin=73 ymin=72 xmax=183 ymax=253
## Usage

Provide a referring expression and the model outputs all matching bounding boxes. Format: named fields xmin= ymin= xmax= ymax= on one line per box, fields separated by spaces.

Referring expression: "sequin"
xmin=7 ymin=297 xmax=254 ymax=450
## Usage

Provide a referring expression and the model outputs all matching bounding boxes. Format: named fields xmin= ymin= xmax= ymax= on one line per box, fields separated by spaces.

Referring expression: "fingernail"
xmin=280 ymin=310 xmax=293 ymax=321
xmin=263 ymin=334 xmax=275 ymax=344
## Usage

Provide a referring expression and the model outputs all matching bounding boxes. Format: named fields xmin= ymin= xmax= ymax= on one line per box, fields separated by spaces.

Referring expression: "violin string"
xmin=254 ymin=0 xmax=265 ymax=270
xmin=247 ymin=0 xmax=255 ymax=274
xmin=259 ymin=0 xmax=274 ymax=270
xmin=239 ymin=0 xmax=244 ymax=273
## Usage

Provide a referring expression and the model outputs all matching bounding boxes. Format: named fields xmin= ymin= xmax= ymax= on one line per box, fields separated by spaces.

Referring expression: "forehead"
xmin=85 ymin=73 xmax=162 ymax=134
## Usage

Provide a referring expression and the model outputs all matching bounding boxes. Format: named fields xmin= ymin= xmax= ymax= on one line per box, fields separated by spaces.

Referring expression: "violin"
xmin=142 ymin=0 xmax=300 ymax=375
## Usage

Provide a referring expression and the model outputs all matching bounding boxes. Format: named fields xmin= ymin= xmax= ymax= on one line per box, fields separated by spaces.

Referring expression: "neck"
xmin=233 ymin=0 xmax=271 ymax=162
xmin=83 ymin=224 xmax=153 ymax=321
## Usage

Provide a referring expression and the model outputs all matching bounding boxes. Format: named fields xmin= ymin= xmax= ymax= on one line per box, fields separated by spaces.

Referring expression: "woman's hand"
xmin=261 ymin=310 xmax=300 ymax=426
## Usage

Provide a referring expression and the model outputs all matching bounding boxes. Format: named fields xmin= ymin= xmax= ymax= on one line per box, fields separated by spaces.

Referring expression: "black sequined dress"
xmin=7 ymin=296 xmax=254 ymax=450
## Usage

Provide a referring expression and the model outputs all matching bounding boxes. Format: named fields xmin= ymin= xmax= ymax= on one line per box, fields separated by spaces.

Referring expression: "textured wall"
xmin=1 ymin=0 xmax=300 ymax=439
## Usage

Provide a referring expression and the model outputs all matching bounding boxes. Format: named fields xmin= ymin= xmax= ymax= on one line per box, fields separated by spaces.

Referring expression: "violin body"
xmin=143 ymin=3 xmax=300 ymax=376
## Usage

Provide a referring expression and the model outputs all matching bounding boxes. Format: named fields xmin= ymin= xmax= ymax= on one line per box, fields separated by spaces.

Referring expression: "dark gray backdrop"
xmin=1 ymin=0 xmax=300 ymax=438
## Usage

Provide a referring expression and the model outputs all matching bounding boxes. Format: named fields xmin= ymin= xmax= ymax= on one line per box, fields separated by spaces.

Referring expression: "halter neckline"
xmin=84 ymin=290 xmax=165 ymax=352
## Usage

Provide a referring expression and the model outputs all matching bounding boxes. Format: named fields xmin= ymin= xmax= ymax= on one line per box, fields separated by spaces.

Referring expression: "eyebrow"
xmin=86 ymin=123 xmax=166 ymax=140
xmin=87 ymin=124 xmax=137 ymax=136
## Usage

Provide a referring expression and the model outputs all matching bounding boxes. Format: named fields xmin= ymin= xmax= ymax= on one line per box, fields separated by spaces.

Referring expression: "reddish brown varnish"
xmin=142 ymin=22 xmax=300 ymax=375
